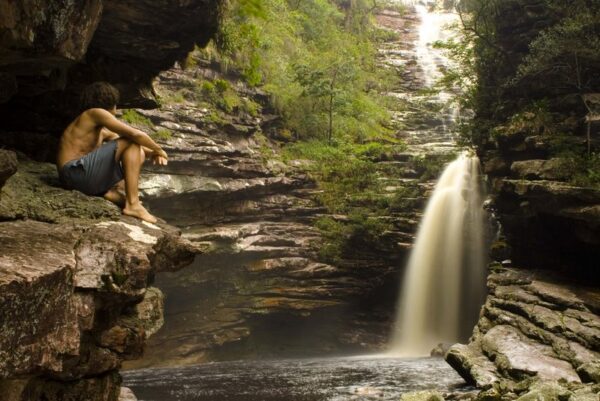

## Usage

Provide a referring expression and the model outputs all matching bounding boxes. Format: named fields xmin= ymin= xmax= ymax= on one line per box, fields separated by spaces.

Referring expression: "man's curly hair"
xmin=80 ymin=82 xmax=120 ymax=111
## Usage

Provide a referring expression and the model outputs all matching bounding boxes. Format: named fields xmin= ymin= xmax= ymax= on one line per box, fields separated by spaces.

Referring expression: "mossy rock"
xmin=515 ymin=382 xmax=571 ymax=401
xmin=0 ymin=160 xmax=119 ymax=223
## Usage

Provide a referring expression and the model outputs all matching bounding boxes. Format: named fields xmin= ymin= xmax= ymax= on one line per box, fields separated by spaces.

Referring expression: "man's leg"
xmin=116 ymin=139 xmax=157 ymax=223
xmin=103 ymin=180 xmax=125 ymax=206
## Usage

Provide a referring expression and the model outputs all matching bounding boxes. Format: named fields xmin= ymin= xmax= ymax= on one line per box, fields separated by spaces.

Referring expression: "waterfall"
xmin=388 ymin=155 xmax=487 ymax=356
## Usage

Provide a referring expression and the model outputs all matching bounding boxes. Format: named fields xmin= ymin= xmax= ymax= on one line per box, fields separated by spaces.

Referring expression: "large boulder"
xmin=0 ymin=158 xmax=195 ymax=400
xmin=446 ymin=267 xmax=600 ymax=393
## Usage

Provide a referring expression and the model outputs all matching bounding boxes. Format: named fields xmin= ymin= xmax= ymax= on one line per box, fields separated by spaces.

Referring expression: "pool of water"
xmin=123 ymin=356 xmax=471 ymax=401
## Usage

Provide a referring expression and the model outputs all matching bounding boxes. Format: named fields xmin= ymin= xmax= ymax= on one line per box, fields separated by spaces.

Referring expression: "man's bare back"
xmin=57 ymin=82 xmax=168 ymax=223
xmin=57 ymin=110 xmax=109 ymax=169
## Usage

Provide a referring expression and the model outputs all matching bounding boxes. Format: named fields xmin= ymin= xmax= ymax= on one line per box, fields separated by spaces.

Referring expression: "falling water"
xmin=389 ymin=155 xmax=487 ymax=356
xmin=387 ymin=0 xmax=488 ymax=356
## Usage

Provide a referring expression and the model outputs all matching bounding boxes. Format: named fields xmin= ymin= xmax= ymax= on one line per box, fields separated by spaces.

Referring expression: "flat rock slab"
xmin=481 ymin=325 xmax=581 ymax=383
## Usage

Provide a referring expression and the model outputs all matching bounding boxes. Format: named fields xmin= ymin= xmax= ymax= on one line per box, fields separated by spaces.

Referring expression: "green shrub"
xmin=314 ymin=212 xmax=391 ymax=263
xmin=240 ymin=97 xmax=262 ymax=117
xmin=201 ymin=81 xmax=216 ymax=96
xmin=152 ymin=128 xmax=173 ymax=141
xmin=214 ymin=78 xmax=230 ymax=93
xmin=121 ymin=109 xmax=152 ymax=127
xmin=388 ymin=185 xmax=421 ymax=211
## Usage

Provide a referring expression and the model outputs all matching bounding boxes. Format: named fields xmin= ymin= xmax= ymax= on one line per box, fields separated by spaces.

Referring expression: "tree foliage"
xmin=212 ymin=0 xmax=393 ymax=142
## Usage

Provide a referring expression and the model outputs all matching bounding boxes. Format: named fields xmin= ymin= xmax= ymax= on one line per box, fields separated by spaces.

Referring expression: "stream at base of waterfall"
xmin=124 ymin=356 xmax=472 ymax=401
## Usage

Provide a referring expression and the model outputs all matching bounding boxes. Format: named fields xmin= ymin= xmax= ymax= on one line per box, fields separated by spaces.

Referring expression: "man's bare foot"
xmin=104 ymin=189 xmax=126 ymax=207
xmin=123 ymin=202 xmax=157 ymax=224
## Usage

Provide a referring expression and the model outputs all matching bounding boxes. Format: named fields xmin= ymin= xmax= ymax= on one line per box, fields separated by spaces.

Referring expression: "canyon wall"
xmin=444 ymin=1 xmax=600 ymax=399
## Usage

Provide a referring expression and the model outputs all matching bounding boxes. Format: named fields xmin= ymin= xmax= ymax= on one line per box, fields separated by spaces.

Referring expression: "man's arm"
xmin=101 ymin=128 xmax=120 ymax=142
xmin=89 ymin=108 xmax=167 ymax=158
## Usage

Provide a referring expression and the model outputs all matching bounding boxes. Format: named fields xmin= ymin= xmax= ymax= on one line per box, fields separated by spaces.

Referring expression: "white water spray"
xmin=389 ymin=155 xmax=487 ymax=356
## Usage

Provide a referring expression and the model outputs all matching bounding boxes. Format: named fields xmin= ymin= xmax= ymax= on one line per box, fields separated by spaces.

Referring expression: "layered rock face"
xmin=0 ymin=2 xmax=223 ymax=395
xmin=0 ymin=157 xmax=194 ymax=400
xmin=124 ymin=56 xmax=419 ymax=367
xmin=447 ymin=267 xmax=599 ymax=391
xmin=483 ymin=134 xmax=600 ymax=280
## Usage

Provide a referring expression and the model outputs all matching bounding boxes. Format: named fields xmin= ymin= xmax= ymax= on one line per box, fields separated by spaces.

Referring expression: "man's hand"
xmin=151 ymin=149 xmax=168 ymax=166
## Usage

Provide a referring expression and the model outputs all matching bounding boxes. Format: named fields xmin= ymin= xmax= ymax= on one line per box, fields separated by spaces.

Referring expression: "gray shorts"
xmin=59 ymin=140 xmax=124 ymax=196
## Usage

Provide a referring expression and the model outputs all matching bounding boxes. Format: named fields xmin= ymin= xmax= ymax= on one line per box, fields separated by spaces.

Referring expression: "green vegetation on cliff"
xmin=441 ymin=0 xmax=600 ymax=186
xmin=214 ymin=0 xmax=395 ymax=143
xmin=192 ymin=0 xmax=412 ymax=261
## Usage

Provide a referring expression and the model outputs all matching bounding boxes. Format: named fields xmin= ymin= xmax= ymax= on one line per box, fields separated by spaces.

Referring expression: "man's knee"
xmin=123 ymin=142 xmax=145 ymax=162
xmin=115 ymin=138 xmax=133 ymax=161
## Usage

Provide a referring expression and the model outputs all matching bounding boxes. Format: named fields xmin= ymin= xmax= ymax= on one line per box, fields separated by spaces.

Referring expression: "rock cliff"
xmin=442 ymin=1 xmax=600 ymax=399
xmin=0 ymin=1 xmax=223 ymax=399
xmin=0 ymin=156 xmax=195 ymax=401
xmin=124 ymin=55 xmax=419 ymax=367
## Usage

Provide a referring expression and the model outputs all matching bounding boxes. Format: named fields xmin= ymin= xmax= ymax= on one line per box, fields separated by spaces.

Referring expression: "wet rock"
xmin=492 ymin=178 xmax=600 ymax=273
xmin=431 ymin=343 xmax=452 ymax=357
xmin=489 ymin=240 xmax=512 ymax=262
xmin=448 ymin=267 xmax=600 ymax=397
xmin=0 ymin=371 xmax=121 ymax=401
xmin=481 ymin=325 xmax=580 ymax=382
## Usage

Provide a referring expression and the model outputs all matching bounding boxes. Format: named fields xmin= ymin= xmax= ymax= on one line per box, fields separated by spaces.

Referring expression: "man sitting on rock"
xmin=57 ymin=82 xmax=168 ymax=223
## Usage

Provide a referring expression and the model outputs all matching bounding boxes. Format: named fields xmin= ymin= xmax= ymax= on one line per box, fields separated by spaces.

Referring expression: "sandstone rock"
xmin=0 ymin=0 xmax=102 ymax=81
xmin=510 ymin=159 xmax=572 ymax=181
xmin=569 ymin=387 xmax=600 ymax=401
xmin=514 ymin=381 xmax=571 ymax=401
xmin=0 ymin=220 xmax=81 ymax=377
xmin=0 ymin=160 xmax=119 ymax=222
xmin=134 ymin=287 xmax=165 ymax=338
xmin=0 ymin=159 xmax=196 ymax=397
xmin=0 ymin=0 xmax=222 ymax=114
xmin=577 ymin=361 xmax=600 ymax=384
xmin=473 ymin=388 xmax=502 ymax=401
xmin=400 ymin=390 xmax=445 ymax=401
xmin=119 ymin=387 xmax=138 ymax=401
xmin=481 ymin=325 xmax=580 ymax=382
xmin=483 ymin=157 xmax=510 ymax=177
xmin=446 ymin=342 xmax=499 ymax=388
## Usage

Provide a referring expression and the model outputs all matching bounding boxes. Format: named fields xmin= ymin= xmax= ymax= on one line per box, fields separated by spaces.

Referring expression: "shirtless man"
xmin=57 ymin=82 xmax=168 ymax=223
